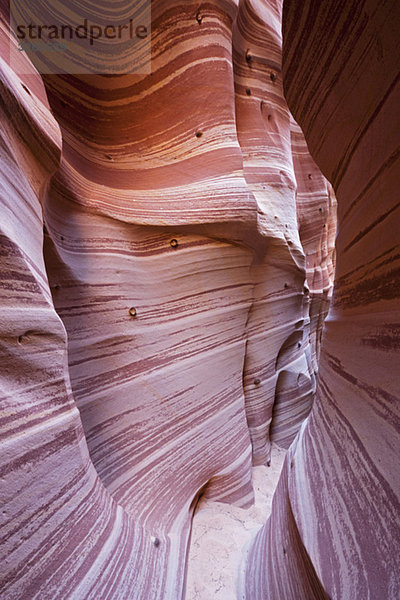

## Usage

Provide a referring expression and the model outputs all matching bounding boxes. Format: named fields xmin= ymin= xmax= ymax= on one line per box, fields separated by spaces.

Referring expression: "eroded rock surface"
xmin=245 ymin=1 xmax=400 ymax=599
xmin=1 ymin=1 xmax=397 ymax=599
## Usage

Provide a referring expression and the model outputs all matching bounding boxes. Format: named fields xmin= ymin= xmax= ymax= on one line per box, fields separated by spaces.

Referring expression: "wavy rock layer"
xmin=5 ymin=1 xmax=392 ymax=599
xmin=0 ymin=39 xmax=168 ymax=600
xmin=245 ymin=0 xmax=400 ymax=599
xmin=291 ymin=120 xmax=337 ymax=373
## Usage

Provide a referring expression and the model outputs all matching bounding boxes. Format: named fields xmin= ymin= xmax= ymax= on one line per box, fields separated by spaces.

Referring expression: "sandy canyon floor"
xmin=186 ymin=445 xmax=287 ymax=600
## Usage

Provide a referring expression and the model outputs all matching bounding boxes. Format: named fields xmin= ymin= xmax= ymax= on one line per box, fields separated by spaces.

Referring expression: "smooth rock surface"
xmin=245 ymin=1 xmax=400 ymax=599
xmin=2 ymin=1 xmax=396 ymax=599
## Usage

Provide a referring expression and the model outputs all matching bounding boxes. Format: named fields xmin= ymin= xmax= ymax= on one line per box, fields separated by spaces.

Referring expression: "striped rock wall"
xmin=0 ymin=21 xmax=188 ymax=600
xmin=234 ymin=0 xmax=315 ymax=457
xmin=291 ymin=119 xmax=337 ymax=374
xmin=0 ymin=1 xmax=368 ymax=599
xmin=245 ymin=0 xmax=400 ymax=599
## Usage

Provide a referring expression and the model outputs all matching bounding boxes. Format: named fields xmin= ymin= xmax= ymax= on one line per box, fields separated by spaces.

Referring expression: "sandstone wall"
xmin=245 ymin=0 xmax=400 ymax=598
xmin=4 ymin=1 xmax=391 ymax=599
xmin=0 ymin=28 xmax=163 ymax=600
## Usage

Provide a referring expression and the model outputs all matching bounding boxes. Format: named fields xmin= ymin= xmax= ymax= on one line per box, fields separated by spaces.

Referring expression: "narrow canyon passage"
xmin=0 ymin=1 xmax=398 ymax=599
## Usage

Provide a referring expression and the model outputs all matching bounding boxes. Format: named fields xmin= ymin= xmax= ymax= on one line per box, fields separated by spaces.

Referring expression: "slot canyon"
xmin=0 ymin=0 xmax=399 ymax=599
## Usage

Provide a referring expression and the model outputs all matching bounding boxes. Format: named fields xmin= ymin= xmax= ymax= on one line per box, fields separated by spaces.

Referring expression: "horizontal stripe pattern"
xmin=1 ymin=1 xmax=339 ymax=598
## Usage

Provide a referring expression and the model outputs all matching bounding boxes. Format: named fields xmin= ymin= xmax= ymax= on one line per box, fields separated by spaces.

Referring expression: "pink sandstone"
xmin=0 ymin=1 xmax=398 ymax=599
